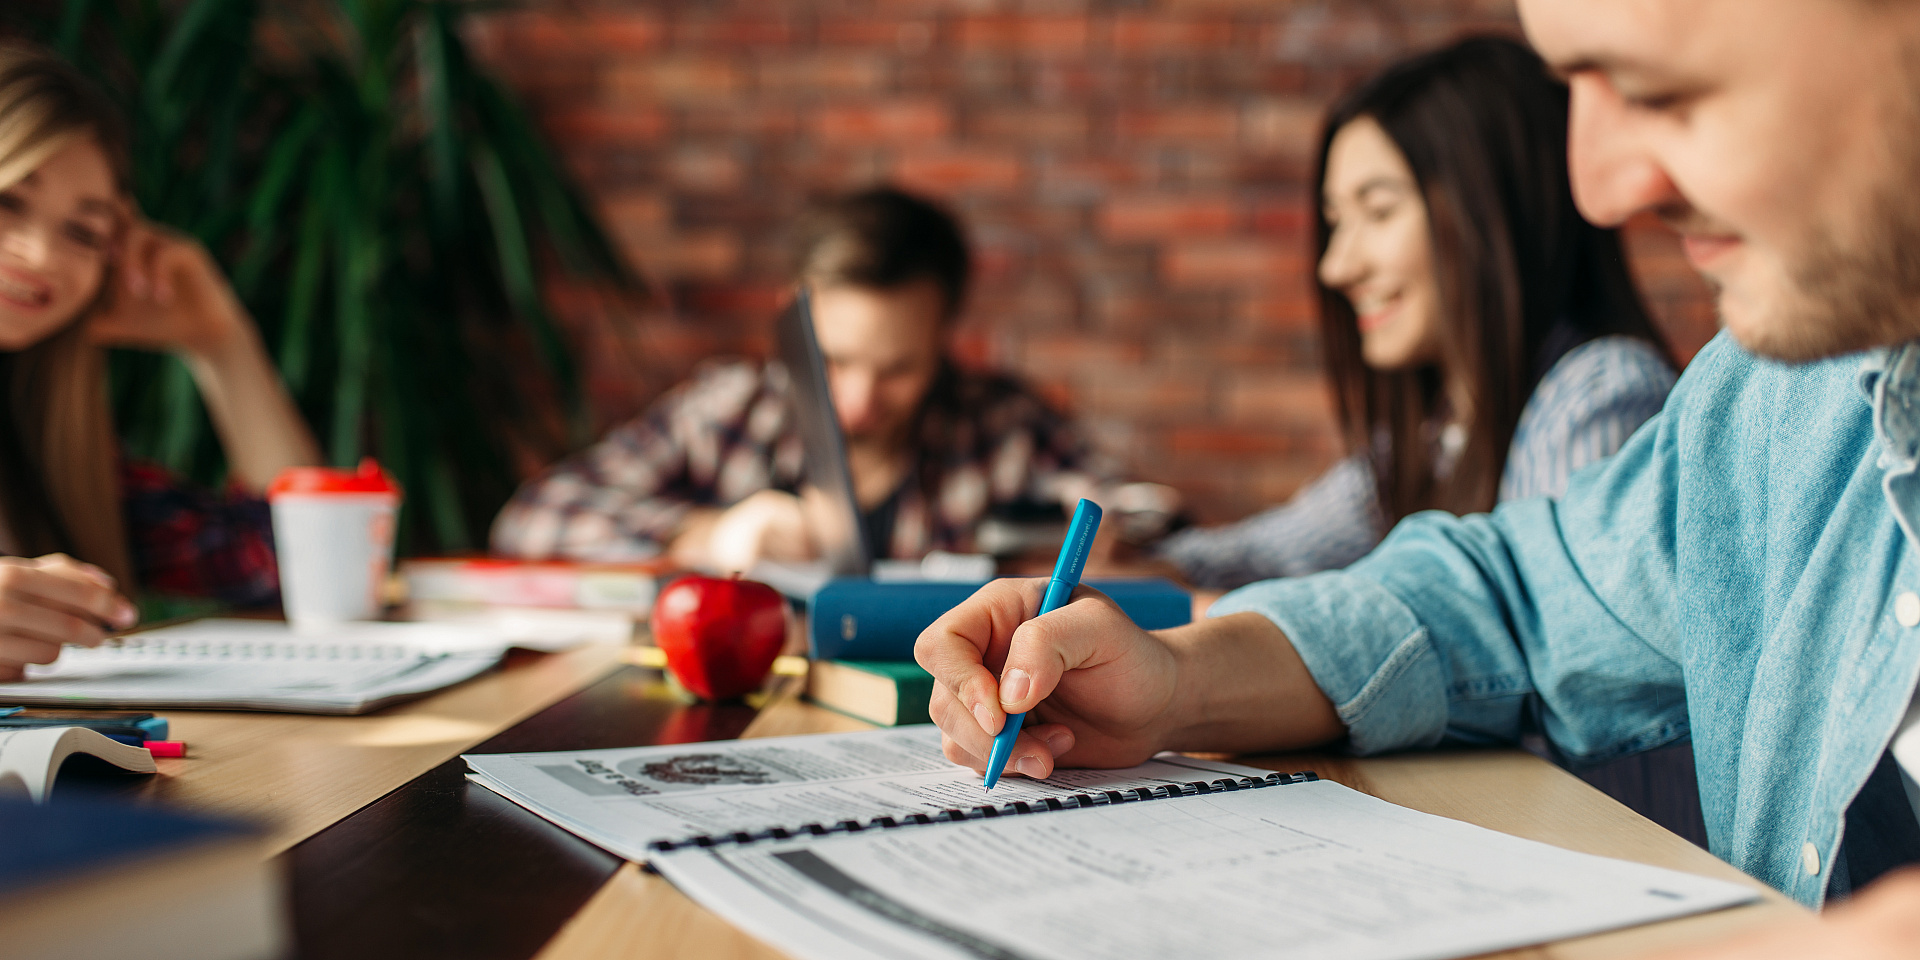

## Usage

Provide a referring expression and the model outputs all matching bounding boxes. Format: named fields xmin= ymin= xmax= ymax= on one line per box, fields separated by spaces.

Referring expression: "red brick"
xmin=1098 ymin=195 xmax=1240 ymax=241
xmin=1116 ymin=107 xmax=1239 ymax=142
xmin=954 ymin=16 xmax=1090 ymax=55
xmin=664 ymin=148 xmax=745 ymax=194
xmin=813 ymin=102 xmax=952 ymax=143
xmin=1169 ymin=427 xmax=1301 ymax=456
xmin=605 ymin=58 xmax=744 ymax=103
xmin=970 ymin=107 xmax=1089 ymax=145
xmin=1236 ymin=289 xmax=1320 ymax=332
xmin=1080 ymin=374 xmax=1209 ymax=420
xmin=1109 ymin=16 xmax=1238 ymax=54
xmin=894 ymin=149 xmax=1025 ymax=194
xmin=540 ymin=107 xmax=669 ymax=144
xmin=473 ymin=12 xmax=664 ymax=57
xmin=1020 ymin=336 xmax=1148 ymax=371
xmin=757 ymin=55 xmax=890 ymax=95
xmin=819 ymin=19 xmax=937 ymax=53
xmin=1242 ymin=98 xmax=1326 ymax=155
xmin=680 ymin=105 xmax=804 ymax=138
xmin=1250 ymin=196 xmax=1313 ymax=237
xmin=680 ymin=283 xmax=790 ymax=317
xmin=1164 ymin=240 xmax=1309 ymax=287
xmin=672 ymin=17 xmax=797 ymax=49
xmin=1036 ymin=155 xmax=1145 ymax=196
xmin=1223 ymin=374 xmax=1336 ymax=427
xmin=597 ymin=192 xmax=672 ymax=234
xmin=1155 ymin=338 xmax=1307 ymax=370
xmin=618 ymin=230 xmax=742 ymax=281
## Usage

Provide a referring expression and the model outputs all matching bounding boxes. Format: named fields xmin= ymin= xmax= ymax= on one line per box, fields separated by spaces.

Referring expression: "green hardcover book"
xmin=805 ymin=659 xmax=935 ymax=727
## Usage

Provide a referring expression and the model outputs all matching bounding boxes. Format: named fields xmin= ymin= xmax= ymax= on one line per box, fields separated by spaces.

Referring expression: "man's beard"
xmin=1744 ymin=49 xmax=1920 ymax=363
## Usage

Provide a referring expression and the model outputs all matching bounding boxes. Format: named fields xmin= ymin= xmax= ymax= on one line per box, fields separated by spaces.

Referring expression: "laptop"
xmin=753 ymin=290 xmax=870 ymax=595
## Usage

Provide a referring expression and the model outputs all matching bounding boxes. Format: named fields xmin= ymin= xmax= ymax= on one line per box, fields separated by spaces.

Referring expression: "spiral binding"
xmin=80 ymin=637 xmax=431 ymax=661
xmin=647 ymin=770 xmax=1319 ymax=854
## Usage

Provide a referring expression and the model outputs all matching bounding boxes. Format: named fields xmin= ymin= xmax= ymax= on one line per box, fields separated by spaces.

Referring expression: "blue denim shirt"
xmin=1214 ymin=332 xmax=1920 ymax=907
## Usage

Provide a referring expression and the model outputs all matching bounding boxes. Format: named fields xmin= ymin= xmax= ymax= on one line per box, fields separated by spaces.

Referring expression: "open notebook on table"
xmin=466 ymin=727 xmax=1759 ymax=960
xmin=0 ymin=618 xmax=567 ymax=715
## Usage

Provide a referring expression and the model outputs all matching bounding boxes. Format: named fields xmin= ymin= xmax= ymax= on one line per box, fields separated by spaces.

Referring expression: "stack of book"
xmin=803 ymin=578 xmax=1189 ymax=726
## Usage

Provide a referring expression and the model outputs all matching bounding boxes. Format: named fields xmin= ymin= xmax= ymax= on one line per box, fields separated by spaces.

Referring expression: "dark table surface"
xmin=284 ymin=664 xmax=761 ymax=960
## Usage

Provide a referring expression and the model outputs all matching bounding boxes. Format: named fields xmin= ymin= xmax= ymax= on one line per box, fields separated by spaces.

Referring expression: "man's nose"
xmin=1566 ymin=73 xmax=1683 ymax=227
xmin=833 ymin=372 xmax=877 ymax=429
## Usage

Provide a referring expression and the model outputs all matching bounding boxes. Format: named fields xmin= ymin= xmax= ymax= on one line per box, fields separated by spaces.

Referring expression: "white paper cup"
xmin=269 ymin=461 xmax=401 ymax=629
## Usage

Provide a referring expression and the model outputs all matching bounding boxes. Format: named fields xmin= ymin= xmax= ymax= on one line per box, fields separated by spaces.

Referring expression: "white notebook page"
xmin=655 ymin=777 xmax=1759 ymax=960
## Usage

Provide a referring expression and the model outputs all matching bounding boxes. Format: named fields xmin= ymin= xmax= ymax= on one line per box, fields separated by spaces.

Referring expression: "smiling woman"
xmin=0 ymin=42 xmax=320 ymax=680
xmin=1159 ymin=36 xmax=1677 ymax=590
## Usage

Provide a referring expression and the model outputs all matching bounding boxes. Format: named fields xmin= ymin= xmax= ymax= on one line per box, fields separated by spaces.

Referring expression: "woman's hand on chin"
xmin=87 ymin=215 xmax=255 ymax=360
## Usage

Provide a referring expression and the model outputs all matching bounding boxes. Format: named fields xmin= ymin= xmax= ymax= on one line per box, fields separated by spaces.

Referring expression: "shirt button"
xmin=1801 ymin=842 xmax=1821 ymax=876
xmin=1898 ymin=592 xmax=1920 ymax=627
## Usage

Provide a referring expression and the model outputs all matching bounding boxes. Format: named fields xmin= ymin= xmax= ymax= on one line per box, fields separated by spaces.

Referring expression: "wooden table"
xmin=76 ymin=646 xmax=1801 ymax=959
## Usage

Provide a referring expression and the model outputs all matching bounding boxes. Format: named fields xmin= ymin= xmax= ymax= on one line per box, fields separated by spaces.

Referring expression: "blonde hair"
xmin=0 ymin=43 xmax=132 ymax=586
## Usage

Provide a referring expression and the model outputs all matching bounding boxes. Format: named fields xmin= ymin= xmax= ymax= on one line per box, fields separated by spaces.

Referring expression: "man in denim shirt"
xmin=917 ymin=0 xmax=1920 ymax=952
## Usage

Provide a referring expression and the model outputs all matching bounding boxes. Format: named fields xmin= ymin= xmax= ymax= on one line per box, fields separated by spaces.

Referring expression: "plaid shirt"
xmin=492 ymin=359 xmax=1110 ymax=561
xmin=123 ymin=459 xmax=279 ymax=606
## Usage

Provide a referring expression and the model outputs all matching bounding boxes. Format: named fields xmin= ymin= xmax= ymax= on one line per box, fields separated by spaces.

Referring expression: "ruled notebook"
xmin=468 ymin=728 xmax=1761 ymax=960
xmin=0 ymin=619 xmax=507 ymax=714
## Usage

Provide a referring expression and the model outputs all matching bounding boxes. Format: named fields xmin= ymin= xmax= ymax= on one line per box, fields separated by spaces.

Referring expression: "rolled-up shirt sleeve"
xmin=1211 ymin=382 xmax=1689 ymax=764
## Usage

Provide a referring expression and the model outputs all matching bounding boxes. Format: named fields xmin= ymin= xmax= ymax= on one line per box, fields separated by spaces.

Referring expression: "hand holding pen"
xmin=914 ymin=499 xmax=1186 ymax=784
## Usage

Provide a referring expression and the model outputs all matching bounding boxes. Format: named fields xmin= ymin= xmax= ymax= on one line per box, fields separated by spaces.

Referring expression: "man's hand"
xmin=1640 ymin=869 xmax=1920 ymax=960
xmin=916 ymin=578 xmax=1345 ymax=783
xmin=706 ymin=489 xmax=818 ymax=573
xmin=0 ymin=555 xmax=138 ymax=681
xmin=916 ymin=578 xmax=1183 ymax=780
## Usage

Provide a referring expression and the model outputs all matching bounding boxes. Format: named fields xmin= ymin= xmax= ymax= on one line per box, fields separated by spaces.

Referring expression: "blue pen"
xmin=983 ymin=498 xmax=1102 ymax=791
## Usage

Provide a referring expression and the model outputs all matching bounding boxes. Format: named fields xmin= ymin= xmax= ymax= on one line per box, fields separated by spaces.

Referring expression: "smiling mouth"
xmin=1353 ymin=293 xmax=1402 ymax=333
xmin=1680 ymin=233 xmax=1743 ymax=272
xmin=0 ymin=271 xmax=51 ymax=309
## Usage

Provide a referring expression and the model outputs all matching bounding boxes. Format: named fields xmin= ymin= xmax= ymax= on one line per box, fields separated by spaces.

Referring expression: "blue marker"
xmin=983 ymin=498 xmax=1102 ymax=791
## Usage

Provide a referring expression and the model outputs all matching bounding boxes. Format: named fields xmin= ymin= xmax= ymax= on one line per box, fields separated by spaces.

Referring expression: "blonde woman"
xmin=0 ymin=43 xmax=319 ymax=679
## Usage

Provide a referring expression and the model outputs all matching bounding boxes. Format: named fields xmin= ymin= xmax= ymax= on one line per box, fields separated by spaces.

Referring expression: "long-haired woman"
xmin=0 ymin=43 xmax=319 ymax=678
xmin=1160 ymin=36 xmax=1676 ymax=589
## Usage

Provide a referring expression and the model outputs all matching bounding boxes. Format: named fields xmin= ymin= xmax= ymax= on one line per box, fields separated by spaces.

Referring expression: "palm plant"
xmin=7 ymin=0 xmax=638 ymax=552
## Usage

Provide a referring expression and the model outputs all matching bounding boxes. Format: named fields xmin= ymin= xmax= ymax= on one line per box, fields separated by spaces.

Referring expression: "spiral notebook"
xmin=463 ymin=726 xmax=1280 ymax=862
xmin=468 ymin=728 xmax=1759 ymax=960
xmin=0 ymin=619 xmax=508 ymax=714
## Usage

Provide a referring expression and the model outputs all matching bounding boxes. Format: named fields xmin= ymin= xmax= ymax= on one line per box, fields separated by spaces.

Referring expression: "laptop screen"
xmin=773 ymin=289 xmax=870 ymax=576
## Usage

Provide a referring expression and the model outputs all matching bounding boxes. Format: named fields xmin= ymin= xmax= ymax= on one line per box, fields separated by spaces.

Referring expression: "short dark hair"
xmin=792 ymin=187 xmax=972 ymax=321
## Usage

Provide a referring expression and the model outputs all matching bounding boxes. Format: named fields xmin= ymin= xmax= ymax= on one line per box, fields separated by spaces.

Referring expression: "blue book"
xmin=0 ymin=796 xmax=287 ymax=957
xmin=808 ymin=577 xmax=1190 ymax=661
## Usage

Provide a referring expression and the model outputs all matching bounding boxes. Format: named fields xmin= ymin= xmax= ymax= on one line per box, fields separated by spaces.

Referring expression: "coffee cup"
xmin=268 ymin=459 xmax=401 ymax=629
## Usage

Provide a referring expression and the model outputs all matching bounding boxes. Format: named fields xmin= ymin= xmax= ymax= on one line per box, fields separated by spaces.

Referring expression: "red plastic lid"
xmin=268 ymin=458 xmax=401 ymax=497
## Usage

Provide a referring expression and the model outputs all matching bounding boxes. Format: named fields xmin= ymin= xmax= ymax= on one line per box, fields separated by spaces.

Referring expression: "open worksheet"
xmin=655 ymin=776 xmax=1761 ymax=960
xmin=464 ymin=726 xmax=1278 ymax=861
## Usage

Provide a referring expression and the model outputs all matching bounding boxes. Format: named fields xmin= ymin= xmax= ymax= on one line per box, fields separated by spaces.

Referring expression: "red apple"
xmin=650 ymin=574 xmax=788 ymax=700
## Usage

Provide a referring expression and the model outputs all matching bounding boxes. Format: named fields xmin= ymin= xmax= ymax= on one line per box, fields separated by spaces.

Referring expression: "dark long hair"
xmin=1315 ymin=36 xmax=1668 ymax=524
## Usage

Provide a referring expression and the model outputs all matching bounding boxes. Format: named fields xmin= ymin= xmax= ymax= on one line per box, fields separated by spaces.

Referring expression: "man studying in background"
xmin=493 ymin=187 xmax=1118 ymax=572
xmin=917 ymin=0 xmax=1920 ymax=952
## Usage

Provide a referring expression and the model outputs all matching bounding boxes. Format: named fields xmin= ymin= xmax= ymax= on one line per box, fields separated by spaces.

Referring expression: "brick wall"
xmin=469 ymin=0 xmax=1718 ymax=525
